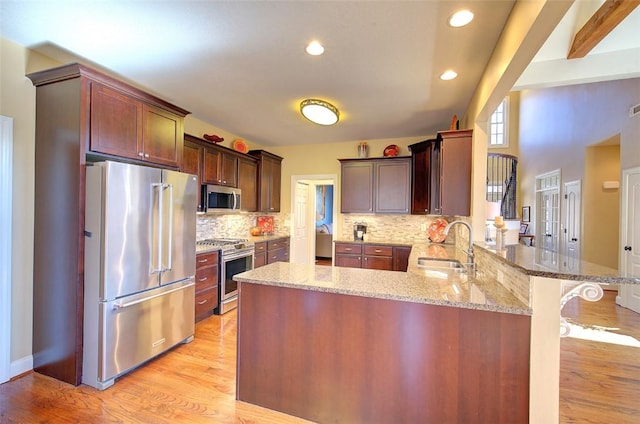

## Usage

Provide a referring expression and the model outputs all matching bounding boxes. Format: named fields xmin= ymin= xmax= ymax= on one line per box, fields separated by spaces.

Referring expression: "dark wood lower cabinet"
xmin=237 ymin=283 xmax=531 ymax=423
xmin=195 ymin=251 xmax=219 ymax=322
xmin=334 ymin=242 xmax=411 ymax=271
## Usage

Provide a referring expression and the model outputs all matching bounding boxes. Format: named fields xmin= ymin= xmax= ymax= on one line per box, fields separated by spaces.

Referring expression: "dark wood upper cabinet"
xmin=238 ymin=157 xmax=258 ymax=212
xmin=339 ymin=157 xmax=411 ymax=214
xmin=249 ymin=150 xmax=283 ymax=212
xmin=340 ymin=160 xmax=374 ymax=213
xmin=409 ymin=129 xmax=472 ymax=216
xmin=439 ymin=129 xmax=472 ymax=216
xmin=89 ymin=82 xmax=184 ymax=168
xmin=374 ymin=158 xmax=411 ymax=214
xmin=203 ymin=147 xmax=238 ymax=187
xmin=142 ymin=104 xmax=183 ymax=167
xmin=26 ymin=63 xmax=189 ymax=386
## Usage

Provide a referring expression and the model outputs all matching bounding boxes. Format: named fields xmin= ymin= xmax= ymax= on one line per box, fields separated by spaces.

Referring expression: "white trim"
xmin=10 ymin=355 xmax=33 ymax=379
xmin=0 ymin=115 xmax=13 ymax=383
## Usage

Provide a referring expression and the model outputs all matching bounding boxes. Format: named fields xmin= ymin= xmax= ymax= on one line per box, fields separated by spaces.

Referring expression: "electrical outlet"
xmin=420 ymin=223 xmax=427 ymax=231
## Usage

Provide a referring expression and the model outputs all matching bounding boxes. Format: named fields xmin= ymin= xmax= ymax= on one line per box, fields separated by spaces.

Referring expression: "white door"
xmin=617 ymin=167 xmax=640 ymax=313
xmin=1 ymin=115 xmax=13 ymax=383
xmin=291 ymin=182 xmax=310 ymax=264
xmin=562 ymin=180 xmax=581 ymax=271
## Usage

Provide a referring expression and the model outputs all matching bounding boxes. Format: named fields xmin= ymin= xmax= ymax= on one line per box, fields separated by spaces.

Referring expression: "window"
xmin=489 ymin=97 xmax=509 ymax=148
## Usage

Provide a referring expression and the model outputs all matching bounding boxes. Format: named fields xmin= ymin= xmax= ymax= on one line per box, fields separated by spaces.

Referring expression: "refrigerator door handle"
xmin=112 ymin=281 xmax=195 ymax=310
xmin=151 ymin=182 xmax=164 ymax=274
xmin=165 ymin=183 xmax=174 ymax=272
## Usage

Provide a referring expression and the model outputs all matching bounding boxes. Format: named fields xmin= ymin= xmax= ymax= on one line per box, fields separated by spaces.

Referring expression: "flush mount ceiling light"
xmin=440 ymin=70 xmax=458 ymax=80
xmin=449 ymin=10 xmax=474 ymax=27
xmin=300 ymin=99 xmax=339 ymax=125
xmin=306 ymin=40 xmax=325 ymax=56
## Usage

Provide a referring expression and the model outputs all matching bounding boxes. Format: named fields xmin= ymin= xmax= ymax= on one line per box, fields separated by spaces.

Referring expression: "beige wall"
xmin=583 ymin=143 xmax=620 ymax=268
xmin=268 ymin=136 xmax=433 ymax=217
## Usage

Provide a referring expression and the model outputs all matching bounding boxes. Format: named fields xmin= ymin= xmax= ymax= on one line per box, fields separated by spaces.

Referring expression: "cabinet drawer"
xmin=267 ymin=239 xmax=287 ymax=250
xmin=195 ymin=265 xmax=218 ymax=292
xmin=254 ymin=241 xmax=267 ymax=253
xmin=195 ymin=286 xmax=219 ymax=322
xmin=335 ymin=243 xmax=362 ymax=255
xmin=363 ymin=245 xmax=393 ymax=257
xmin=196 ymin=251 xmax=219 ymax=268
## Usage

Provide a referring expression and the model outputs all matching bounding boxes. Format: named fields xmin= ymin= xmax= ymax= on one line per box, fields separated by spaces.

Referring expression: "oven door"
xmin=217 ymin=250 xmax=253 ymax=314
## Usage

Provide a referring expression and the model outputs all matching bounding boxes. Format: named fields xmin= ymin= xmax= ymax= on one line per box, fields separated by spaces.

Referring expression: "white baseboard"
xmin=10 ymin=355 xmax=33 ymax=379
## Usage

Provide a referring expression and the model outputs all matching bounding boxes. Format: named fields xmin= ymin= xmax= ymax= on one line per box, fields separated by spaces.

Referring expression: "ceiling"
xmin=1 ymin=1 xmax=638 ymax=147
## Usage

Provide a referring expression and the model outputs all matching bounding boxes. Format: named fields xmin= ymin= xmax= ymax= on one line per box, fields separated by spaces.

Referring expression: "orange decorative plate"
xmin=232 ymin=139 xmax=248 ymax=153
xmin=427 ymin=217 xmax=449 ymax=243
xmin=383 ymin=144 xmax=399 ymax=157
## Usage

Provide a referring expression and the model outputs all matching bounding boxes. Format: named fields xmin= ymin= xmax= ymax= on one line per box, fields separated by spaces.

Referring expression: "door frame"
xmin=290 ymin=174 xmax=337 ymax=265
xmin=1 ymin=115 xmax=13 ymax=383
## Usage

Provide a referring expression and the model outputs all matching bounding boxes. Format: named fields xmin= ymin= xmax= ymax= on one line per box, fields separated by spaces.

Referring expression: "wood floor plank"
xmin=1 ymin=289 xmax=639 ymax=422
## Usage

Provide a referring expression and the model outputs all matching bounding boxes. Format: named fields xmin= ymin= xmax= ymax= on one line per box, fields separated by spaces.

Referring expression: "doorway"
xmin=1 ymin=115 xmax=13 ymax=383
xmin=290 ymin=174 xmax=337 ymax=266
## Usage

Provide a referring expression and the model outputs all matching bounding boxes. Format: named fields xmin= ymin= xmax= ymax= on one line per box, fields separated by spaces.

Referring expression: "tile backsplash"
xmin=197 ymin=213 xmax=289 ymax=240
xmin=339 ymin=214 xmax=465 ymax=244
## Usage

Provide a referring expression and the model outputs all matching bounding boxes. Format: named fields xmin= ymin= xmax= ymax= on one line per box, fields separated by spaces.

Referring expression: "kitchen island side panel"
xmin=236 ymin=283 xmax=530 ymax=424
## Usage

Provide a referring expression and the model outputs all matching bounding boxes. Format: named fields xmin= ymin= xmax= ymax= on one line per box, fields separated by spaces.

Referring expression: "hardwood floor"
xmin=1 ymin=289 xmax=638 ymax=423
xmin=560 ymin=290 xmax=640 ymax=424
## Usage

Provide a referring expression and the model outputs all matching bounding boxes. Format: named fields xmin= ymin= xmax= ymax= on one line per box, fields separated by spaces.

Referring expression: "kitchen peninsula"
xmin=234 ymin=242 xmax=531 ymax=423
xmin=234 ymin=241 xmax=639 ymax=423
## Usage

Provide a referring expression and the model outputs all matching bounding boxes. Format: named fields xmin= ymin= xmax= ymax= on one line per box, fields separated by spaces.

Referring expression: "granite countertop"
xmin=477 ymin=243 xmax=640 ymax=285
xmin=235 ymin=241 xmax=530 ymax=316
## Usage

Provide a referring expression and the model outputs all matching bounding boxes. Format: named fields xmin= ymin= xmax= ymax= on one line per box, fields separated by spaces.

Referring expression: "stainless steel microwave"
xmin=205 ymin=185 xmax=242 ymax=213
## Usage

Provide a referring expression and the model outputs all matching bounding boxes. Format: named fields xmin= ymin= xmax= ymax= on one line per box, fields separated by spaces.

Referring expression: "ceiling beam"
xmin=567 ymin=0 xmax=640 ymax=59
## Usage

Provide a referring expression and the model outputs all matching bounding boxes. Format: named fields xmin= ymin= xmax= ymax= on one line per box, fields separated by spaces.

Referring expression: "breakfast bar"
xmin=234 ymin=244 xmax=531 ymax=423
xmin=235 ymin=241 xmax=640 ymax=423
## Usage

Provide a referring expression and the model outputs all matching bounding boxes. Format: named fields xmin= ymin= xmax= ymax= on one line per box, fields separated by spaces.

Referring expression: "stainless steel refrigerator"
xmin=83 ymin=161 xmax=197 ymax=390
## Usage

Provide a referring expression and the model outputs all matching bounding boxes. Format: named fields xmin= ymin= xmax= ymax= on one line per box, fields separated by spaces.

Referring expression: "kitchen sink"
xmin=417 ymin=257 xmax=466 ymax=273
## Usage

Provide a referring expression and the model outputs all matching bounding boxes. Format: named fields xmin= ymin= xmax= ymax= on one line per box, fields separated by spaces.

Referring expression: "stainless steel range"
xmin=197 ymin=238 xmax=254 ymax=314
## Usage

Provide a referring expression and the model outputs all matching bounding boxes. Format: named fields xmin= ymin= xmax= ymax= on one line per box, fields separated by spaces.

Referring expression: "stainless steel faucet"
xmin=443 ymin=220 xmax=475 ymax=270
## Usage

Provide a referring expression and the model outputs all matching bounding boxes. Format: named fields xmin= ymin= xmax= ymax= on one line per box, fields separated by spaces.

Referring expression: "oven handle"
xmin=222 ymin=250 xmax=254 ymax=262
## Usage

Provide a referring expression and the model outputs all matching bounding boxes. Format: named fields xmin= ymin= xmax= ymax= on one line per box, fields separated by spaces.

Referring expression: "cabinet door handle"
xmin=144 ymin=153 xmax=149 ymax=158
xmin=198 ymin=259 xmax=208 ymax=263
xmin=198 ymin=277 xmax=207 ymax=282
xmin=198 ymin=299 xmax=208 ymax=305
xmin=374 ymin=249 xmax=382 ymax=253
xmin=138 ymin=152 xmax=144 ymax=157
xmin=345 ymin=248 xmax=352 ymax=251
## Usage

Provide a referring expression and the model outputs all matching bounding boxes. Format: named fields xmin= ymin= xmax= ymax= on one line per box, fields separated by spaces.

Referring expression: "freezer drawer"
xmin=82 ymin=280 xmax=195 ymax=390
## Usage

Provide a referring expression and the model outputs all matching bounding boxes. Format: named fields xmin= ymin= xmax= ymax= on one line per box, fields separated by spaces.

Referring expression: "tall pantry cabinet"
xmin=27 ymin=63 xmax=189 ymax=385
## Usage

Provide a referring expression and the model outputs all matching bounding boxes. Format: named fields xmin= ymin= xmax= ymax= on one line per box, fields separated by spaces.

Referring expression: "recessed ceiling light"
xmin=449 ymin=10 xmax=474 ymax=27
xmin=440 ymin=70 xmax=458 ymax=81
xmin=300 ymin=99 xmax=339 ymax=125
xmin=306 ymin=41 xmax=325 ymax=56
